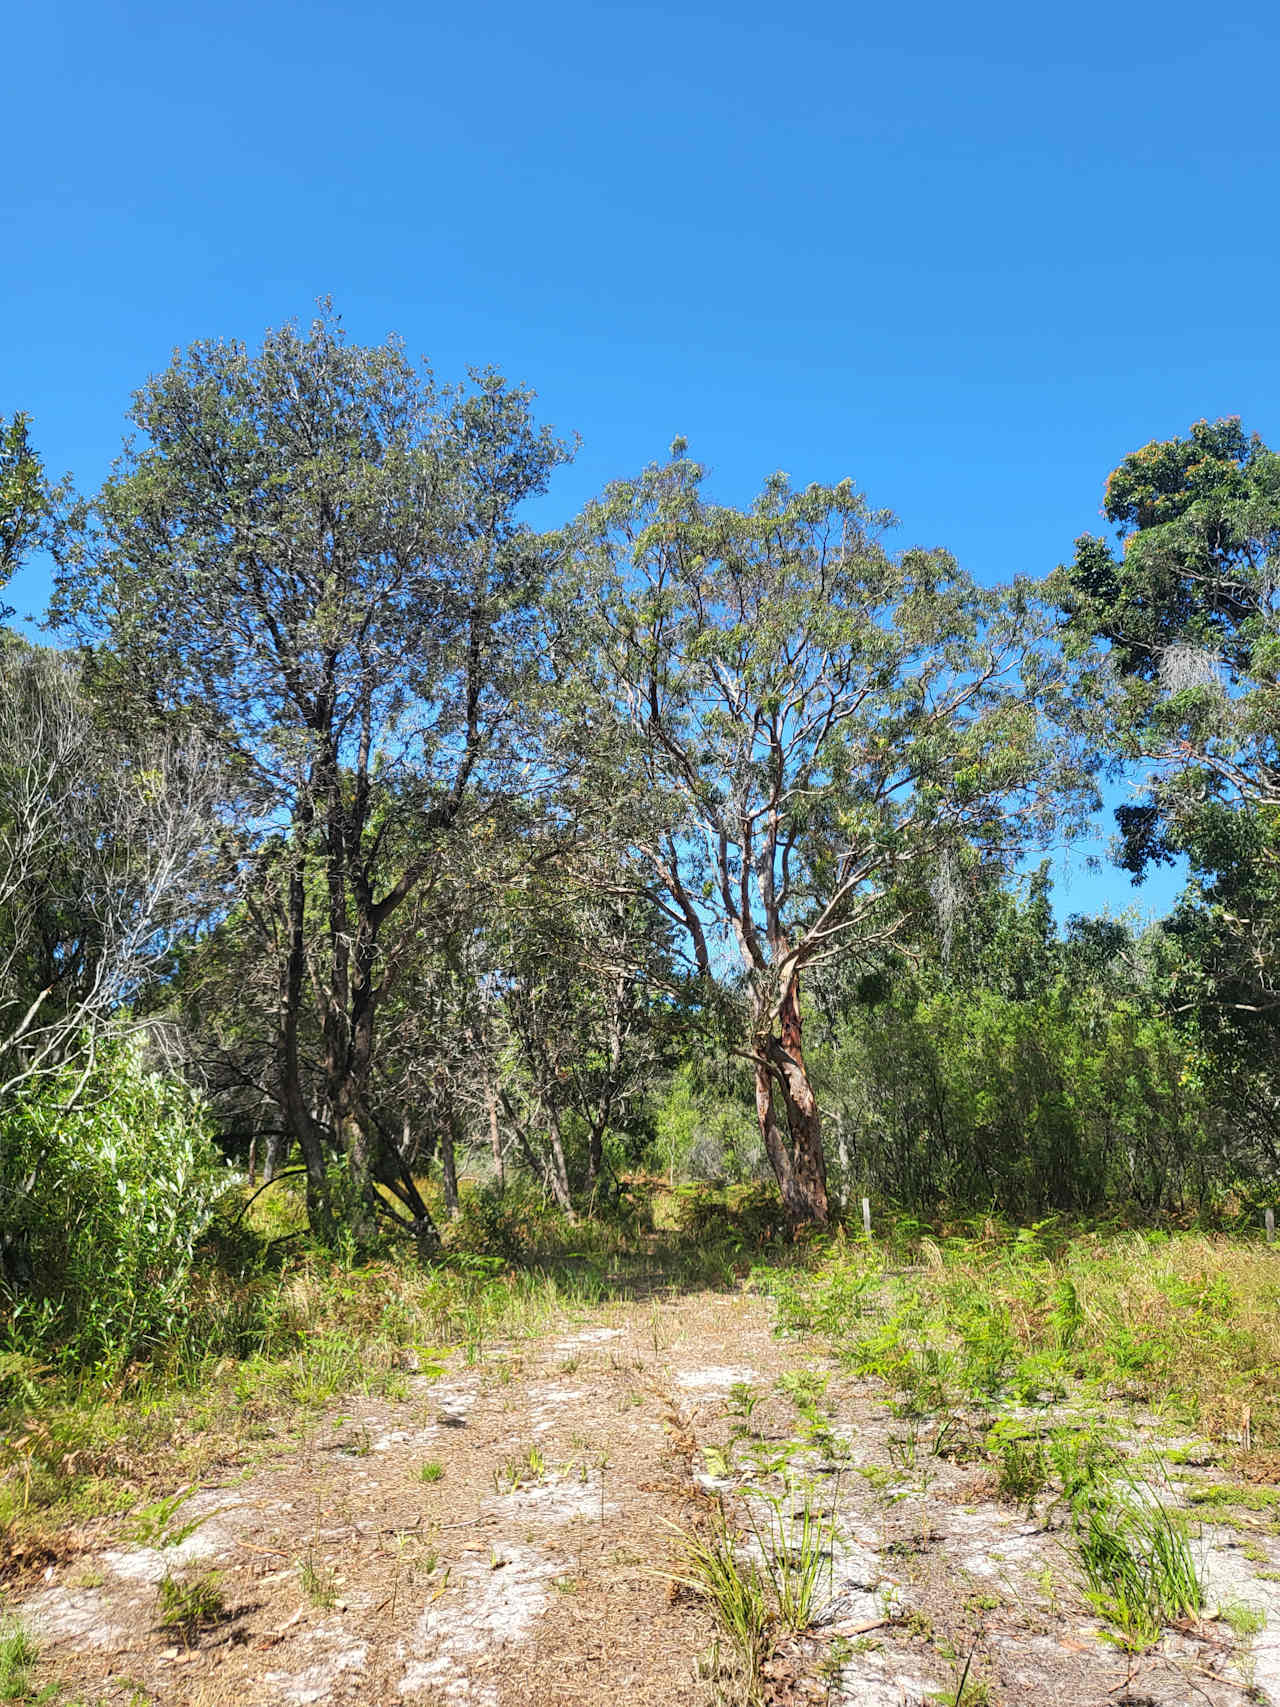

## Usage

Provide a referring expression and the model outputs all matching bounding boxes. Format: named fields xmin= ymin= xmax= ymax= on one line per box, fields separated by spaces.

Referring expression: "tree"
xmin=0 ymin=639 xmax=224 ymax=1100
xmin=491 ymin=860 xmax=679 ymax=1210
xmin=54 ymin=309 xmax=571 ymax=1247
xmin=567 ymin=452 xmax=1086 ymax=1227
xmin=0 ymin=412 xmax=49 ymax=597
xmin=1056 ymin=418 xmax=1280 ymax=826
xmin=1055 ymin=420 xmax=1280 ymax=1140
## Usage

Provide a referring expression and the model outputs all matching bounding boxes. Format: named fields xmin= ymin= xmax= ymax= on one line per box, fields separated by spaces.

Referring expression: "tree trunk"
xmin=543 ymin=1102 xmax=576 ymax=1220
xmin=281 ymin=849 xmax=333 ymax=1239
xmin=337 ymin=1112 xmax=383 ymax=1250
xmin=756 ymin=979 xmax=829 ymax=1228
xmin=263 ymin=1128 xmax=282 ymax=1185
xmin=440 ymin=1116 xmax=460 ymax=1217
xmin=485 ymin=1081 xmax=504 ymax=1196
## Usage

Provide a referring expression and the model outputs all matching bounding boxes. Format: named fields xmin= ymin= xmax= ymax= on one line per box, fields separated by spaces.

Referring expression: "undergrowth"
xmin=763 ymin=1217 xmax=1280 ymax=1452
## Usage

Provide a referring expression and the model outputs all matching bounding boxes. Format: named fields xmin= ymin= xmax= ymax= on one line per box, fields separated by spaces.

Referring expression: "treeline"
xmin=2 ymin=317 xmax=1278 ymax=1311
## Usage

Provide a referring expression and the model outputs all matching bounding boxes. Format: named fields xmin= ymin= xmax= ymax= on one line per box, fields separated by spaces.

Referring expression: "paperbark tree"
xmin=569 ymin=453 xmax=1085 ymax=1226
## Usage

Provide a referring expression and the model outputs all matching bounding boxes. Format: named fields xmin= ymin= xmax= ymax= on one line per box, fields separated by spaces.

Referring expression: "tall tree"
xmin=567 ymin=452 xmax=1085 ymax=1226
xmin=1055 ymin=419 xmax=1280 ymax=1120
xmin=54 ymin=309 xmax=571 ymax=1246
xmin=1056 ymin=417 xmax=1280 ymax=832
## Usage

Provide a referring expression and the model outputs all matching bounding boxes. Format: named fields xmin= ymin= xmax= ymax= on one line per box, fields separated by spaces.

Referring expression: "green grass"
xmin=0 ymin=1620 xmax=40 ymax=1702
xmin=668 ymin=1504 xmax=770 ymax=1700
xmin=155 ymin=1569 xmax=226 ymax=1636
xmin=1073 ymin=1474 xmax=1202 ymax=1650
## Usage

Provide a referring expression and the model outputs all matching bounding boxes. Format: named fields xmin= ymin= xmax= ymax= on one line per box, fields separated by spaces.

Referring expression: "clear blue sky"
xmin=8 ymin=0 xmax=1279 ymax=921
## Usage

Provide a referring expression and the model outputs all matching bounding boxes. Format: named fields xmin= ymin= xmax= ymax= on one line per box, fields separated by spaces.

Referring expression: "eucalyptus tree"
xmin=54 ymin=309 xmax=571 ymax=1245
xmin=567 ymin=451 xmax=1087 ymax=1226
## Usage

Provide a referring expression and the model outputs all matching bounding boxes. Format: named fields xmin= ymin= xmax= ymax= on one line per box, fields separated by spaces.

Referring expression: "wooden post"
xmin=861 ymin=1196 xmax=872 ymax=1238
xmin=1265 ymin=1208 xmax=1274 ymax=1245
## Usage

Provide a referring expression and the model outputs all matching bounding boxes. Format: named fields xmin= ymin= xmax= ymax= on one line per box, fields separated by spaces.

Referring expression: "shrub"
xmin=0 ymin=1040 xmax=234 ymax=1368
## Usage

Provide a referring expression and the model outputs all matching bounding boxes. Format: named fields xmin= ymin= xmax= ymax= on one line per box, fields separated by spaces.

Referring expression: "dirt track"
xmin=16 ymin=1286 xmax=1280 ymax=1705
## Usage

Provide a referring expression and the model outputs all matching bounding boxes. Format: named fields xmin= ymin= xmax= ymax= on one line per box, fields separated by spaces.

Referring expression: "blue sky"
xmin=8 ymin=0 xmax=1279 ymax=921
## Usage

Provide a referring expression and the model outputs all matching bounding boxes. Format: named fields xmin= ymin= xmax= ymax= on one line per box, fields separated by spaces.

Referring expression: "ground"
xmin=9 ymin=1280 xmax=1280 ymax=1706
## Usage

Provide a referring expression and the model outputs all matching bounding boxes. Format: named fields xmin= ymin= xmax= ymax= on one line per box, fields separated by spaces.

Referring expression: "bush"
xmin=442 ymin=1186 xmax=530 ymax=1262
xmin=0 ymin=1041 xmax=234 ymax=1368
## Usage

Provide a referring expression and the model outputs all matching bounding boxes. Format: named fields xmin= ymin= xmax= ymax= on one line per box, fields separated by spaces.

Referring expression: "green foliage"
xmin=0 ymin=1619 xmax=39 ymax=1702
xmin=651 ymin=1063 xmax=764 ymax=1185
xmin=1056 ymin=422 xmax=1280 ymax=1181
xmin=811 ymin=873 xmax=1216 ymax=1215
xmin=0 ymin=1041 xmax=233 ymax=1368
xmin=0 ymin=413 xmax=49 ymax=592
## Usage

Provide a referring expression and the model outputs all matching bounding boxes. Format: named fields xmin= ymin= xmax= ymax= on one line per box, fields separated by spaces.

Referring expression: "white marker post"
xmin=861 ymin=1196 xmax=872 ymax=1239
xmin=1266 ymin=1207 xmax=1275 ymax=1245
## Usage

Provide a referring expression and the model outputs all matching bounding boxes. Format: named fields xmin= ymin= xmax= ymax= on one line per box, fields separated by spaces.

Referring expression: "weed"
xmin=929 ymin=1645 xmax=992 ymax=1706
xmin=418 ymin=1460 xmax=445 ymax=1483
xmin=494 ymin=1443 xmax=546 ymax=1493
xmin=299 ymin=1558 xmax=338 ymax=1608
xmin=127 ymin=1488 xmax=211 ymax=1550
xmin=1187 ymin=1483 xmax=1280 ymax=1512
xmin=726 ymin=1382 xmax=760 ymax=1426
xmin=987 ymin=1420 xmax=1047 ymax=1509
xmin=776 ymin=1370 xmax=830 ymax=1411
xmin=155 ymin=1569 xmax=227 ymax=1638
xmin=965 ymin=1591 xmax=1002 ymax=1613
xmin=1219 ymin=1600 xmax=1266 ymax=1638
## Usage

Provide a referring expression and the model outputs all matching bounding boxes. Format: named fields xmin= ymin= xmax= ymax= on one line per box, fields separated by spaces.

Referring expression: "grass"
xmin=763 ymin=1219 xmax=1280 ymax=1454
xmin=668 ymin=1503 xmax=770 ymax=1700
xmin=743 ymin=1480 xmax=839 ymax=1633
xmin=0 ymin=1620 xmax=40 ymax=1702
xmin=155 ymin=1569 xmax=226 ymax=1638
xmin=1072 ymin=1474 xmax=1202 ymax=1650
